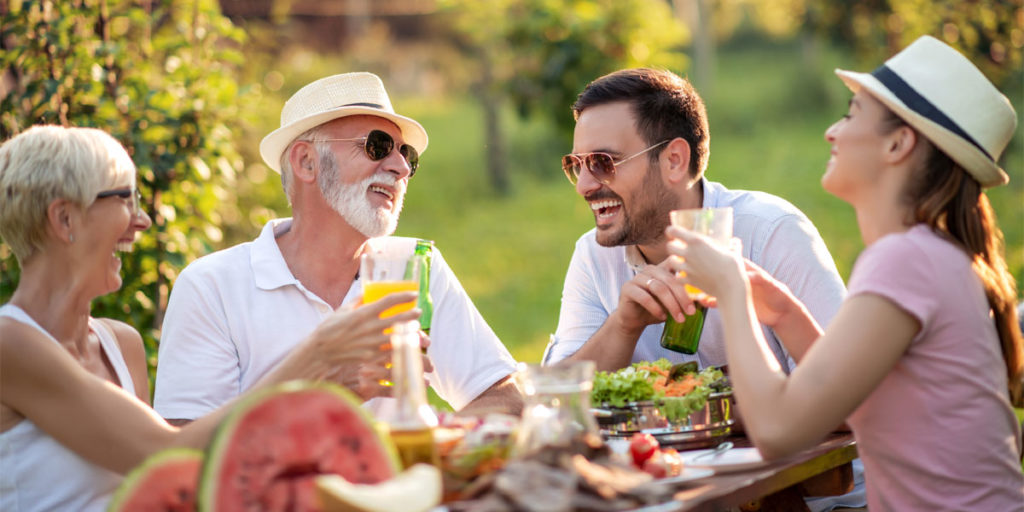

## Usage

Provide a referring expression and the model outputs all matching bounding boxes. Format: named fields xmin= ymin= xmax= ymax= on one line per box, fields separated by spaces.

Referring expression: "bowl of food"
xmin=591 ymin=360 xmax=733 ymax=448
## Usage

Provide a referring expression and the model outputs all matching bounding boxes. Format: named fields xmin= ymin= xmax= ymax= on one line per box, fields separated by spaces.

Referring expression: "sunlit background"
xmin=2 ymin=0 xmax=1022 ymax=383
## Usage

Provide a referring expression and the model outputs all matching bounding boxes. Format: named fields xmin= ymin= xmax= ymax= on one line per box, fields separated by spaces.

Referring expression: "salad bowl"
xmin=590 ymin=360 xmax=734 ymax=448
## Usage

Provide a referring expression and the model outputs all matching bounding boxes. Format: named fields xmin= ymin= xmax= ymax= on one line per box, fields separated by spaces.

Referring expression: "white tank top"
xmin=0 ymin=304 xmax=137 ymax=512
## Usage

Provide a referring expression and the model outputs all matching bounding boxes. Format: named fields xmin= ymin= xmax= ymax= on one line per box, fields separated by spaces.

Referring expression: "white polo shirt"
xmin=545 ymin=179 xmax=847 ymax=371
xmin=153 ymin=219 xmax=518 ymax=419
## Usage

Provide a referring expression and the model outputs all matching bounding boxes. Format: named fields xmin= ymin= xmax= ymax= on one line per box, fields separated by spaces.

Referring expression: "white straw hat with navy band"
xmin=835 ymin=35 xmax=1016 ymax=188
xmin=260 ymin=72 xmax=428 ymax=174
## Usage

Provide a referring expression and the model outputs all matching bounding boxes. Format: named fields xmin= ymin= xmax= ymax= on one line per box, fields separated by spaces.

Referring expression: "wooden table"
xmin=640 ymin=433 xmax=858 ymax=512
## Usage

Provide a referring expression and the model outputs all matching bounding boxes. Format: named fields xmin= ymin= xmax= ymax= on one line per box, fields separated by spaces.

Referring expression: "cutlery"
xmin=691 ymin=441 xmax=734 ymax=461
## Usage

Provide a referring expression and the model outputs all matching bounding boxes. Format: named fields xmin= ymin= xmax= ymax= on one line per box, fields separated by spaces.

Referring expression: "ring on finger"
xmin=645 ymin=278 xmax=655 ymax=288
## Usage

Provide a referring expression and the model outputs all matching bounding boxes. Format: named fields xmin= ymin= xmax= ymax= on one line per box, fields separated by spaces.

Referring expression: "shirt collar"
xmin=250 ymin=218 xmax=300 ymax=291
xmin=623 ymin=177 xmax=714 ymax=273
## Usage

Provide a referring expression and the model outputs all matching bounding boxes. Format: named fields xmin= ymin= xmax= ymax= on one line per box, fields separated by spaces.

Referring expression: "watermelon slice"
xmin=107 ymin=448 xmax=202 ymax=512
xmin=198 ymin=381 xmax=400 ymax=511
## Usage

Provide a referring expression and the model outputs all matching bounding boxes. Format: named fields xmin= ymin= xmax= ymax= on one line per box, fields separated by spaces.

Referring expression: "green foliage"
xmin=0 ymin=0 xmax=250 ymax=383
xmin=440 ymin=0 xmax=689 ymax=152
xmin=732 ymin=0 xmax=1023 ymax=88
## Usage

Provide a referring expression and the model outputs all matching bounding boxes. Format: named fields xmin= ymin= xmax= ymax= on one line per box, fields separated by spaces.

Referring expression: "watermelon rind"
xmin=197 ymin=380 xmax=401 ymax=511
xmin=106 ymin=448 xmax=203 ymax=512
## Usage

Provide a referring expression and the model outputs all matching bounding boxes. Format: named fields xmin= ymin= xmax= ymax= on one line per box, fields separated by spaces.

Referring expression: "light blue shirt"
xmin=545 ymin=179 xmax=846 ymax=371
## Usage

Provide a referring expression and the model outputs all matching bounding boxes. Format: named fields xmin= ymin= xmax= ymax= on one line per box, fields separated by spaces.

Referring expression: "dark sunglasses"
xmin=561 ymin=140 xmax=669 ymax=185
xmin=95 ymin=187 xmax=142 ymax=217
xmin=318 ymin=129 xmax=419 ymax=176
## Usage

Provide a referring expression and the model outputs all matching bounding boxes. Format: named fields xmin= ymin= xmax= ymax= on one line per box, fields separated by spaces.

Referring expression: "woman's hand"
xmin=664 ymin=225 xmax=747 ymax=303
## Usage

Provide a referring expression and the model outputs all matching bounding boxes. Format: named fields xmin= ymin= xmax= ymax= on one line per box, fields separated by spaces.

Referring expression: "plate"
xmin=653 ymin=466 xmax=715 ymax=485
xmin=681 ymin=447 xmax=767 ymax=473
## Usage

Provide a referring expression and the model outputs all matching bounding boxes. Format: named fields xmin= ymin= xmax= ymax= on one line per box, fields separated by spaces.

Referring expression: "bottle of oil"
xmin=385 ymin=320 xmax=439 ymax=468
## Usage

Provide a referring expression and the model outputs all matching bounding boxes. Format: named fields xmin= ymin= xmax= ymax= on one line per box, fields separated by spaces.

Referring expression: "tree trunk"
xmin=476 ymin=49 xmax=509 ymax=195
xmin=674 ymin=0 xmax=715 ymax=94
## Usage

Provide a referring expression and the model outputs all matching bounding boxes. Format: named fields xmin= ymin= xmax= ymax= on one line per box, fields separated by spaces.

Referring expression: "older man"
xmin=154 ymin=73 xmax=521 ymax=423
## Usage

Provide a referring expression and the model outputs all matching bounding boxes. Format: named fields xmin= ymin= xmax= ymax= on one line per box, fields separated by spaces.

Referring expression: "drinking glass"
xmin=660 ymin=207 xmax=733 ymax=355
xmin=670 ymin=207 xmax=734 ymax=299
xmin=361 ymin=250 xmax=421 ymax=319
xmin=513 ymin=361 xmax=599 ymax=457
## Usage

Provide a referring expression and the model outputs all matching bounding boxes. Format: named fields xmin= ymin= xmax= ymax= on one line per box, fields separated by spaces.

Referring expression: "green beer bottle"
xmin=659 ymin=305 xmax=707 ymax=354
xmin=414 ymin=239 xmax=434 ymax=335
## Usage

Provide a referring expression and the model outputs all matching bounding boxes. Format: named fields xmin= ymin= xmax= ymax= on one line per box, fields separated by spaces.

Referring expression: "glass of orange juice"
xmin=669 ymin=207 xmax=733 ymax=299
xmin=361 ymin=250 xmax=421 ymax=319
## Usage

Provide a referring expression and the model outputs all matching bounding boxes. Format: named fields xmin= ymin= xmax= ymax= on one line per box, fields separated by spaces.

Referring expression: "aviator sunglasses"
xmin=95 ymin=187 xmax=143 ymax=217
xmin=316 ymin=129 xmax=420 ymax=176
xmin=561 ymin=140 xmax=669 ymax=185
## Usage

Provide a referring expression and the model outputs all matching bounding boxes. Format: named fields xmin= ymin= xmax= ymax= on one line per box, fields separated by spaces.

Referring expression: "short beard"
xmin=316 ymin=145 xmax=404 ymax=238
xmin=595 ymin=160 xmax=675 ymax=247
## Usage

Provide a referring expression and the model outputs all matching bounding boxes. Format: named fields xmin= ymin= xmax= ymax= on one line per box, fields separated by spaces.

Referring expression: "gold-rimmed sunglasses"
xmin=561 ymin=140 xmax=669 ymax=185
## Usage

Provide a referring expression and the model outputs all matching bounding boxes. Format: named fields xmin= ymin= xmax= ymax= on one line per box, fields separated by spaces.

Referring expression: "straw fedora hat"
xmin=835 ymin=35 xmax=1016 ymax=187
xmin=259 ymin=72 xmax=428 ymax=173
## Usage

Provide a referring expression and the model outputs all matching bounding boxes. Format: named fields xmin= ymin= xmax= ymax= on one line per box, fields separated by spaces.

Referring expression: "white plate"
xmin=655 ymin=466 xmax=715 ymax=485
xmin=681 ymin=447 xmax=767 ymax=473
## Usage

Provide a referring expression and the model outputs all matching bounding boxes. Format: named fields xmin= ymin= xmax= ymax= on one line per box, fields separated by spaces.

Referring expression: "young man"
xmin=546 ymin=68 xmax=846 ymax=373
xmin=154 ymin=73 xmax=521 ymax=423
xmin=546 ymin=68 xmax=865 ymax=511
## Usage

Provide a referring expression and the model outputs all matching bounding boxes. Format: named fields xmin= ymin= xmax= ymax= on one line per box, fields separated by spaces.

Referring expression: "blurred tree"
xmin=439 ymin=0 xmax=689 ymax=194
xmin=736 ymin=0 xmax=1022 ymax=88
xmin=0 ymin=0 xmax=251 ymax=383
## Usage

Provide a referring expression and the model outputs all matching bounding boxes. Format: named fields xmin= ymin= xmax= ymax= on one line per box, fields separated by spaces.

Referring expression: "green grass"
xmin=391 ymin=40 xmax=1023 ymax=365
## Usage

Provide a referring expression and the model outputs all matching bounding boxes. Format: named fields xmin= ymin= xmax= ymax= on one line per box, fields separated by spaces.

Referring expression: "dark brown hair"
xmin=884 ymin=111 xmax=1024 ymax=406
xmin=572 ymin=68 xmax=710 ymax=179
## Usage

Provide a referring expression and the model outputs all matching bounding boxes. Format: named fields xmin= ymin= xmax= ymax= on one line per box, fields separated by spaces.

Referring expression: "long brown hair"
xmin=885 ymin=111 xmax=1024 ymax=406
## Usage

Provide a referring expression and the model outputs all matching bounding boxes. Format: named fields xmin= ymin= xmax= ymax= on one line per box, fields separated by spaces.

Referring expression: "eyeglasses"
xmin=561 ymin=140 xmax=670 ymax=185
xmin=96 ymin=187 xmax=142 ymax=218
xmin=315 ymin=130 xmax=420 ymax=176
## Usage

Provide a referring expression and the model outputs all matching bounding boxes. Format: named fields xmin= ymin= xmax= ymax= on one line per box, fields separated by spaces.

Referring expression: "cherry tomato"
xmin=641 ymin=450 xmax=668 ymax=478
xmin=629 ymin=432 xmax=660 ymax=467
xmin=661 ymin=448 xmax=683 ymax=477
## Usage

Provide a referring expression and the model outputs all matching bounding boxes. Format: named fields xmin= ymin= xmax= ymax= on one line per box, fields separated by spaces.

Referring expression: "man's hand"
xmin=327 ymin=327 xmax=434 ymax=401
xmin=613 ymin=260 xmax=698 ymax=333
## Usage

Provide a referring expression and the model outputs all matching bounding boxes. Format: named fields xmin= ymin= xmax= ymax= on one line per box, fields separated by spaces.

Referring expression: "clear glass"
xmin=661 ymin=207 xmax=733 ymax=354
xmin=513 ymin=361 xmax=599 ymax=456
xmin=361 ymin=250 xmax=421 ymax=319
xmin=670 ymin=207 xmax=733 ymax=299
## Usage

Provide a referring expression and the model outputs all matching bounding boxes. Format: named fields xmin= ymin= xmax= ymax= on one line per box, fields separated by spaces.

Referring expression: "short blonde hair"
xmin=0 ymin=125 xmax=135 ymax=263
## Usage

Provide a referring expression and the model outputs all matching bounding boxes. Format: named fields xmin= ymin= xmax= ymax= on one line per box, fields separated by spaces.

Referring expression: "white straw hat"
xmin=835 ymin=35 xmax=1016 ymax=187
xmin=259 ymin=72 xmax=428 ymax=173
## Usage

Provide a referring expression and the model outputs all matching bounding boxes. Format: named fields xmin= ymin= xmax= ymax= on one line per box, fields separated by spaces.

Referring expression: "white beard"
xmin=317 ymin=147 xmax=405 ymax=238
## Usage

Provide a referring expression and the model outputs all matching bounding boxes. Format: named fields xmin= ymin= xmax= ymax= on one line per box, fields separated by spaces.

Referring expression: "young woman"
xmin=666 ymin=36 xmax=1023 ymax=510
xmin=0 ymin=125 xmax=419 ymax=511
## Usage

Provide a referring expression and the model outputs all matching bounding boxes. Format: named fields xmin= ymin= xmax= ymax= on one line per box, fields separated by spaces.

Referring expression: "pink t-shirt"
xmin=847 ymin=225 xmax=1023 ymax=511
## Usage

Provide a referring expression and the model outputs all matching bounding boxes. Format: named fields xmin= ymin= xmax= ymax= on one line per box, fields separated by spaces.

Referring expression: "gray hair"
xmin=279 ymin=125 xmax=331 ymax=201
xmin=0 ymin=126 xmax=135 ymax=263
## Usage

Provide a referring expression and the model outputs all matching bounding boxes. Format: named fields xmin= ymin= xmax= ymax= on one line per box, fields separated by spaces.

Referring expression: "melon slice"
xmin=198 ymin=381 xmax=400 ymax=512
xmin=107 ymin=448 xmax=202 ymax=512
xmin=316 ymin=464 xmax=442 ymax=512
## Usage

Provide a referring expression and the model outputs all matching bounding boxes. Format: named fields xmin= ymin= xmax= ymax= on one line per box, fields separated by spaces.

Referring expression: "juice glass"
xmin=361 ymin=251 xmax=421 ymax=319
xmin=669 ymin=207 xmax=733 ymax=299
xmin=660 ymin=207 xmax=733 ymax=355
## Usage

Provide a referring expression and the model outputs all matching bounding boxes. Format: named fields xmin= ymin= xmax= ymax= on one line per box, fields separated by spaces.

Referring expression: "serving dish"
xmin=595 ymin=391 xmax=734 ymax=449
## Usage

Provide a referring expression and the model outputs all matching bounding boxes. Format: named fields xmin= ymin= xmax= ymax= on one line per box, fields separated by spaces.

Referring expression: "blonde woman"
xmin=667 ymin=36 xmax=1023 ymax=510
xmin=0 ymin=125 xmax=417 ymax=511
